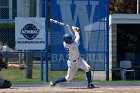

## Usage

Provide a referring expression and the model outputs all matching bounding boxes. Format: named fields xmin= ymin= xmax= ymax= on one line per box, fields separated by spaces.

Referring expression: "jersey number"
xmin=65 ymin=47 xmax=69 ymax=53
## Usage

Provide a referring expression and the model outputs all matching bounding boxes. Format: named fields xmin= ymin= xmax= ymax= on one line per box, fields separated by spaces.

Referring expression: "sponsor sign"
xmin=15 ymin=17 xmax=46 ymax=50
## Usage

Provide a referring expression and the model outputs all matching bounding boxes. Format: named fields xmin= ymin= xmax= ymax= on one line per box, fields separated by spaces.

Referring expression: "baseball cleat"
xmin=87 ymin=83 xmax=95 ymax=88
xmin=49 ymin=81 xmax=56 ymax=87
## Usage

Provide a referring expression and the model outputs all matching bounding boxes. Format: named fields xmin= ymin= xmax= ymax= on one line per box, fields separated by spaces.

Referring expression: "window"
xmin=0 ymin=0 xmax=9 ymax=6
xmin=0 ymin=0 xmax=17 ymax=19
xmin=0 ymin=0 xmax=9 ymax=19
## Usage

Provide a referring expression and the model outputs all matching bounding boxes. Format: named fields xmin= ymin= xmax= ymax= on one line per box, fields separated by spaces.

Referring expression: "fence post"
xmin=24 ymin=51 xmax=33 ymax=79
xmin=40 ymin=50 xmax=43 ymax=81
xmin=106 ymin=0 xmax=109 ymax=81
xmin=45 ymin=0 xmax=48 ymax=82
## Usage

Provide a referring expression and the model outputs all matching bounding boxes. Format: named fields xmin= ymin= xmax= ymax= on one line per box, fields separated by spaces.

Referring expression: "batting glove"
xmin=72 ymin=26 xmax=80 ymax=32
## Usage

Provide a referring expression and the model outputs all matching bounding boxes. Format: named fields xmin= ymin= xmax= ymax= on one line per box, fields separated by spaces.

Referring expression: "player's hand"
xmin=72 ymin=26 xmax=80 ymax=33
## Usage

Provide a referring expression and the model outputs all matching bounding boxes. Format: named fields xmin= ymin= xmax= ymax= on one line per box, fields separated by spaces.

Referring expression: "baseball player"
xmin=50 ymin=26 xmax=95 ymax=88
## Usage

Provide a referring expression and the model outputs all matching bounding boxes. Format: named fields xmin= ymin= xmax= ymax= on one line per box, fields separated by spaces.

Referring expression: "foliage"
xmin=0 ymin=23 xmax=15 ymax=31
xmin=110 ymin=0 xmax=137 ymax=14
xmin=0 ymin=23 xmax=15 ymax=48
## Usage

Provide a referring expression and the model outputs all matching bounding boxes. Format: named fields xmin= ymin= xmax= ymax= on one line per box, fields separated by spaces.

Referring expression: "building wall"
xmin=109 ymin=24 xmax=117 ymax=80
xmin=109 ymin=14 xmax=140 ymax=80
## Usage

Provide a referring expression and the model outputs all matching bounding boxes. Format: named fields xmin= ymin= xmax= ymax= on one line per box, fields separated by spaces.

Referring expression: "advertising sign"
xmin=15 ymin=17 xmax=46 ymax=50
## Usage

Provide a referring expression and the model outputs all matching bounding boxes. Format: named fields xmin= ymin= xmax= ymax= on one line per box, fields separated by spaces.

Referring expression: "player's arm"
xmin=72 ymin=26 xmax=80 ymax=42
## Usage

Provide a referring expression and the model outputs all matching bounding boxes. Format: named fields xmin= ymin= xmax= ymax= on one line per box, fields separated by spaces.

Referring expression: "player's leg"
xmin=49 ymin=77 xmax=66 ymax=87
xmin=50 ymin=60 xmax=78 ymax=86
xmin=86 ymin=70 xmax=95 ymax=88
xmin=65 ymin=64 xmax=78 ymax=81
xmin=79 ymin=58 xmax=95 ymax=88
xmin=50 ymin=66 xmax=78 ymax=86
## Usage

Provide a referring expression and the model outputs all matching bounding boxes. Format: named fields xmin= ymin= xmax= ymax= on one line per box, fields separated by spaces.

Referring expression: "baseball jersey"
xmin=63 ymin=40 xmax=80 ymax=60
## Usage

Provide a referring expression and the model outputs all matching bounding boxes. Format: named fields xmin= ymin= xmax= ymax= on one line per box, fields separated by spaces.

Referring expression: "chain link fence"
xmin=0 ymin=22 xmax=90 ymax=84
xmin=0 ymin=0 xmax=108 ymax=85
xmin=0 ymin=20 xmax=48 ymax=84
xmin=1 ymin=0 xmax=140 ymax=87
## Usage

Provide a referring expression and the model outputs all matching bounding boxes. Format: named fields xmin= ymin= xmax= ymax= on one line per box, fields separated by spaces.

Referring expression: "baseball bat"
xmin=50 ymin=19 xmax=80 ymax=31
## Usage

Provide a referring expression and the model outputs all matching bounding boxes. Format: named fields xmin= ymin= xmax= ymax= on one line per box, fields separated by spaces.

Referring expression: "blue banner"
xmin=50 ymin=0 xmax=109 ymax=71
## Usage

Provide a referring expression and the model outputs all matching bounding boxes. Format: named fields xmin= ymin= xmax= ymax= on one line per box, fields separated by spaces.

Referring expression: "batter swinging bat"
xmin=50 ymin=19 xmax=80 ymax=31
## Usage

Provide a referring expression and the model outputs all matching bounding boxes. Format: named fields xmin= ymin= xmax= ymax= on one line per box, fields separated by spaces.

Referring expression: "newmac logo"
xmin=21 ymin=24 xmax=39 ymax=40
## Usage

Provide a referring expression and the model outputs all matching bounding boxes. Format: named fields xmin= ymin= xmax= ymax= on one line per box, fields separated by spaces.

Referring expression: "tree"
xmin=110 ymin=0 xmax=137 ymax=14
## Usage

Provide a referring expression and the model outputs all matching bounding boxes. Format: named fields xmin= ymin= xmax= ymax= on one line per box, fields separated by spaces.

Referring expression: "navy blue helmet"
xmin=63 ymin=34 xmax=75 ymax=44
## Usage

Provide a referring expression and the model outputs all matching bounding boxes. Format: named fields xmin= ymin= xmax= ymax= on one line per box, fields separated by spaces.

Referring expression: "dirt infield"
xmin=0 ymin=86 xmax=140 ymax=93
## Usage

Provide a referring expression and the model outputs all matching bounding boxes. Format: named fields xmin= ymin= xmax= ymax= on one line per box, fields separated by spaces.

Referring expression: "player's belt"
xmin=72 ymin=58 xmax=79 ymax=62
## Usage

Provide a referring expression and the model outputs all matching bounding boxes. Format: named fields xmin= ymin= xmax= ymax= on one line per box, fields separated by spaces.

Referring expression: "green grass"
xmin=1 ymin=67 xmax=140 ymax=84
xmin=0 ymin=68 xmax=45 ymax=84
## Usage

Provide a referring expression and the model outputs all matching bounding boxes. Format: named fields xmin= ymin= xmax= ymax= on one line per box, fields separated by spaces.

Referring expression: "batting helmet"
xmin=63 ymin=34 xmax=75 ymax=44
